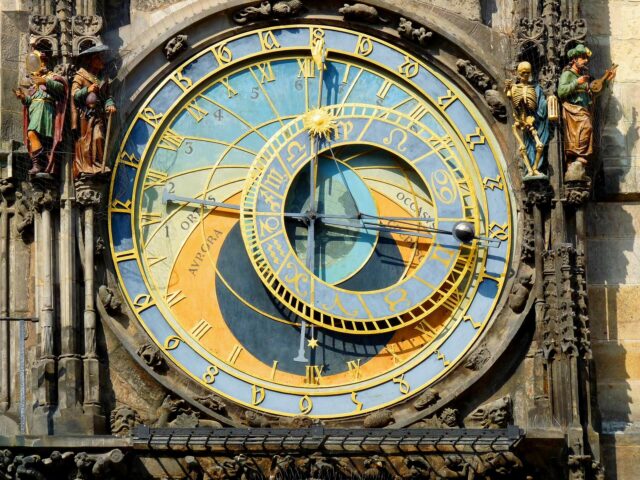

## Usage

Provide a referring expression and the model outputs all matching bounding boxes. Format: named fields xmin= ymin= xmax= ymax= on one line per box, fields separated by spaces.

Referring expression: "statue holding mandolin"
xmin=558 ymin=43 xmax=617 ymax=182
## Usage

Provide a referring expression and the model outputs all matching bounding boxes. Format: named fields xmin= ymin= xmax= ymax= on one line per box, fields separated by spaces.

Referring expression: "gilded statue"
xmin=558 ymin=44 xmax=617 ymax=181
xmin=13 ymin=50 xmax=68 ymax=177
xmin=505 ymin=61 xmax=551 ymax=179
xmin=71 ymin=44 xmax=117 ymax=179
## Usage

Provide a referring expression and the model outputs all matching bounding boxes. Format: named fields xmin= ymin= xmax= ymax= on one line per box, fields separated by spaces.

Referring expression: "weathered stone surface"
xmin=589 ymin=285 xmax=640 ymax=341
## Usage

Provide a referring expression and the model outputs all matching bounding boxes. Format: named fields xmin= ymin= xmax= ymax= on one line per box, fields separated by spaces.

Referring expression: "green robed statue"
xmin=558 ymin=44 xmax=617 ymax=181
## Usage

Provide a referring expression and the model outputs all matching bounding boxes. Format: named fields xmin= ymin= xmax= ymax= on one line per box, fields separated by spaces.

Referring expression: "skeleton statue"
xmin=505 ymin=61 xmax=551 ymax=179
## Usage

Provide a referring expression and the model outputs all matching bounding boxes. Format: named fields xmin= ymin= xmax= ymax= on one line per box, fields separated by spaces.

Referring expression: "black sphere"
xmin=452 ymin=222 xmax=475 ymax=244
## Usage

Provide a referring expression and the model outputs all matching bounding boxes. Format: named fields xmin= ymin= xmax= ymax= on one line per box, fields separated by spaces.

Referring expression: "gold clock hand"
xmin=162 ymin=190 xmax=308 ymax=218
xmin=319 ymin=218 xmax=495 ymax=246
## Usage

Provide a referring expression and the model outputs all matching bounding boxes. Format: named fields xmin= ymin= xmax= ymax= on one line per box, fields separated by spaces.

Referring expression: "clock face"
xmin=109 ymin=25 xmax=514 ymax=418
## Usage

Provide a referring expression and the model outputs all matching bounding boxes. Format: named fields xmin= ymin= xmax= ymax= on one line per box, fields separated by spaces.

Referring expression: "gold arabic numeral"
xmin=260 ymin=190 xmax=282 ymax=213
xmin=431 ymin=244 xmax=456 ymax=268
xmin=334 ymin=121 xmax=354 ymax=141
xmin=259 ymin=30 xmax=281 ymax=51
xmin=286 ymin=141 xmax=308 ymax=170
xmin=171 ymin=69 xmax=193 ymax=92
xmin=255 ymin=61 xmax=276 ymax=84
xmin=351 ymin=391 xmax=363 ymax=412
xmin=435 ymin=350 xmax=450 ymax=367
xmin=110 ymin=199 xmax=132 ymax=213
xmin=140 ymin=212 xmax=162 ymax=228
xmin=252 ymin=385 xmax=266 ymax=406
xmin=383 ymin=288 xmax=409 ymax=313
xmin=465 ymin=127 xmax=486 ymax=151
xmin=259 ymin=217 xmax=279 ymax=237
xmin=398 ymin=56 xmax=420 ymax=78
xmin=163 ymin=335 xmax=181 ymax=350
xmin=146 ymin=254 xmax=167 ymax=267
xmin=310 ymin=27 xmax=325 ymax=47
xmin=202 ymin=365 xmax=219 ymax=384
xmin=437 ymin=89 xmax=457 ymax=109
xmin=190 ymin=318 xmax=212 ymax=340
xmin=270 ymin=360 xmax=279 ymax=380
xmin=464 ymin=315 xmax=482 ymax=329
xmin=355 ymin=35 xmax=374 ymax=56
xmin=113 ymin=249 xmax=136 ymax=263
xmin=483 ymin=175 xmax=504 ymax=191
xmin=431 ymin=169 xmax=457 ymax=205
xmin=140 ymin=106 xmax=163 ymax=126
xmin=393 ymin=374 xmax=411 ymax=395
xmin=347 ymin=359 xmax=362 ymax=380
xmin=263 ymin=169 xmax=288 ymax=192
xmin=299 ymin=395 xmax=313 ymax=415
xmin=414 ymin=319 xmax=437 ymax=343
xmin=132 ymin=293 xmax=154 ymax=313
xmin=158 ymin=129 xmax=185 ymax=151
xmin=211 ymin=43 xmax=232 ymax=64
xmin=376 ymin=79 xmax=392 ymax=100
xmin=165 ymin=290 xmax=186 ymax=308
xmin=144 ymin=168 xmax=168 ymax=190
xmin=489 ymin=222 xmax=509 ymax=241
xmin=219 ymin=77 xmax=238 ymax=98
xmin=228 ymin=344 xmax=243 ymax=365
xmin=382 ymin=128 xmax=408 ymax=152
xmin=185 ymin=99 xmax=209 ymax=123
xmin=384 ymin=345 xmax=402 ymax=365
xmin=297 ymin=58 xmax=315 ymax=78
xmin=304 ymin=365 xmax=324 ymax=385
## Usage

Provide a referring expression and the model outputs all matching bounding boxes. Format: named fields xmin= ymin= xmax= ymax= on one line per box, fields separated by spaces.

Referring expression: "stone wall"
xmin=584 ymin=0 xmax=640 ymax=478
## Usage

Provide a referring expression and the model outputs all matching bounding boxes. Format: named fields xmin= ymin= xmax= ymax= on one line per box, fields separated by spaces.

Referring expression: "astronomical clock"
xmin=108 ymin=24 xmax=514 ymax=420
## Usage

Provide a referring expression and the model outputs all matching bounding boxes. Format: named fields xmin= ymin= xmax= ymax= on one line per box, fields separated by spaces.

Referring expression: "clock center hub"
xmin=284 ymin=156 xmax=378 ymax=284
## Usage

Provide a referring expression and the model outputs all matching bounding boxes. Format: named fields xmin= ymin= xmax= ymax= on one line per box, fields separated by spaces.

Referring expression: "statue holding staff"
xmin=13 ymin=50 xmax=68 ymax=177
xmin=71 ymin=44 xmax=117 ymax=179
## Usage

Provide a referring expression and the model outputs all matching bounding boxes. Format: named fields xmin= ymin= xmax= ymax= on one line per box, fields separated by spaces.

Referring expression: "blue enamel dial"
xmin=108 ymin=25 xmax=515 ymax=418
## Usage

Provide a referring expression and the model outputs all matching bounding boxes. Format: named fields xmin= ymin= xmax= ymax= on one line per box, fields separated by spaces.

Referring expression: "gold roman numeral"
xmin=347 ymin=359 xmax=361 ymax=380
xmin=140 ymin=212 xmax=162 ymax=228
xmin=190 ymin=319 xmax=212 ymax=340
xmin=185 ymin=99 xmax=208 ymax=122
xmin=219 ymin=77 xmax=238 ymax=98
xmin=228 ymin=344 xmax=243 ymax=364
xmin=297 ymin=58 xmax=315 ymax=78
xmin=165 ymin=290 xmax=186 ymax=307
xmin=255 ymin=62 xmax=276 ymax=83
xmin=305 ymin=365 xmax=324 ymax=385
xmin=376 ymin=79 xmax=392 ymax=99
xmin=158 ymin=129 xmax=184 ymax=151
xmin=144 ymin=168 xmax=168 ymax=189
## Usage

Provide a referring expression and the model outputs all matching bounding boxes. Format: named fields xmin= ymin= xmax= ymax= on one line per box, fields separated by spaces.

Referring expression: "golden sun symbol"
xmin=302 ymin=108 xmax=338 ymax=139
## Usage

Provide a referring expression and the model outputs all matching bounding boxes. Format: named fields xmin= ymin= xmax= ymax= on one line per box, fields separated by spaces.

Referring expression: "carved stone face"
xmin=488 ymin=405 xmax=508 ymax=427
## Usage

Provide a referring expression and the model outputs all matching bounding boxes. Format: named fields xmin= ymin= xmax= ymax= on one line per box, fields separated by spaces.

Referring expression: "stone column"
xmin=0 ymin=182 xmax=15 ymax=413
xmin=76 ymin=180 xmax=104 ymax=433
xmin=55 ymin=145 xmax=85 ymax=433
xmin=31 ymin=181 xmax=57 ymax=435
